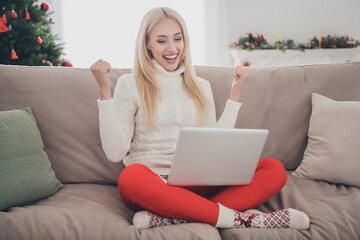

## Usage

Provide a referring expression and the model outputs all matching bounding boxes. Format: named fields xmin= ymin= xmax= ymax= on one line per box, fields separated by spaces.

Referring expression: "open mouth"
xmin=163 ymin=54 xmax=178 ymax=64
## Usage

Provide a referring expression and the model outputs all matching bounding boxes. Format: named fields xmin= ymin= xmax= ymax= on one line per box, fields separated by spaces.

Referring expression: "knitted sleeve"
xmin=97 ymin=74 xmax=137 ymax=162
xmin=201 ymin=79 xmax=242 ymax=128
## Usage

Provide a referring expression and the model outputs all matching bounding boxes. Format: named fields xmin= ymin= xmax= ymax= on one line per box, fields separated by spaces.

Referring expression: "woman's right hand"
xmin=90 ymin=59 xmax=112 ymax=100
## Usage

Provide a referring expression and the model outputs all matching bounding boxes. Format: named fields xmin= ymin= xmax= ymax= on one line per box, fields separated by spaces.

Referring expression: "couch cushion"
xmin=0 ymin=183 xmax=221 ymax=240
xmin=0 ymin=107 xmax=63 ymax=211
xmin=219 ymin=173 xmax=360 ymax=240
xmin=0 ymin=65 xmax=130 ymax=184
xmin=196 ymin=62 xmax=360 ymax=170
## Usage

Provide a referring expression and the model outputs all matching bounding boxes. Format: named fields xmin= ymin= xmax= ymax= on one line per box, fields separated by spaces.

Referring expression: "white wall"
xmin=47 ymin=0 xmax=360 ymax=68
xmin=204 ymin=1 xmax=228 ymax=67
xmin=215 ymin=0 xmax=360 ymax=66
xmin=60 ymin=0 xmax=206 ymax=68
xmin=47 ymin=0 xmax=63 ymax=45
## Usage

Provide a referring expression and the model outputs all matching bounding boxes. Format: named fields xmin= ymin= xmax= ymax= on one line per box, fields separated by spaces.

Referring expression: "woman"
xmin=90 ymin=7 xmax=309 ymax=230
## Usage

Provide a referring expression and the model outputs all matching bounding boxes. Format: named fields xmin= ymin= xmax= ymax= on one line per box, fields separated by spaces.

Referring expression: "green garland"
xmin=230 ymin=33 xmax=360 ymax=52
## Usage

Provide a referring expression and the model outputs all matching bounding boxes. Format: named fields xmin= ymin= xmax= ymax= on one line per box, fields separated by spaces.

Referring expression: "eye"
xmin=157 ymin=40 xmax=165 ymax=44
xmin=175 ymin=37 xmax=182 ymax=41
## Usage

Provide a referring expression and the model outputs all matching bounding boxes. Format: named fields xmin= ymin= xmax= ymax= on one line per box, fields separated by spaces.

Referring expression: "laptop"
xmin=157 ymin=127 xmax=269 ymax=186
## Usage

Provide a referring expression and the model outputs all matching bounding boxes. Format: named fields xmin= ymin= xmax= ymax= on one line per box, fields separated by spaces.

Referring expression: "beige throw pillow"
xmin=292 ymin=93 xmax=360 ymax=187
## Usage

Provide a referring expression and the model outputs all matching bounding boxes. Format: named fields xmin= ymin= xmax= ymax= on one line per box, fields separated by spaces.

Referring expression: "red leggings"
xmin=118 ymin=158 xmax=287 ymax=227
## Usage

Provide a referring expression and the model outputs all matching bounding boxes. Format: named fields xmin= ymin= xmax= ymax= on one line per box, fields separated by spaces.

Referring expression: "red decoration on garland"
xmin=11 ymin=50 xmax=18 ymax=60
xmin=243 ymin=61 xmax=251 ymax=67
xmin=37 ymin=36 xmax=43 ymax=44
xmin=10 ymin=10 xmax=18 ymax=19
xmin=49 ymin=18 xmax=52 ymax=22
xmin=2 ymin=14 xmax=7 ymax=24
xmin=40 ymin=3 xmax=51 ymax=12
xmin=25 ymin=9 xmax=30 ymax=20
xmin=61 ymin=61 xmax=73 ymax=67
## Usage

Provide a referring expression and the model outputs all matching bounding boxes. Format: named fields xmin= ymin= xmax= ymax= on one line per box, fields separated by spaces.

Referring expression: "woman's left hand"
xmin=230 ymin=65 xmax=250 ymax=102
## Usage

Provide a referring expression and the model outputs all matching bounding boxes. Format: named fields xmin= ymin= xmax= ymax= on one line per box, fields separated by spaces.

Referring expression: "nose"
xmin=167 ymin=40 xmax=177 ymax=52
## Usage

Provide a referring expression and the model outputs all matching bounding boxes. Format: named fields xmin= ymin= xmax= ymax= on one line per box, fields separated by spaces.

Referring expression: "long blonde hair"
xmin=134 ymin=7 xmax=208 ymax=129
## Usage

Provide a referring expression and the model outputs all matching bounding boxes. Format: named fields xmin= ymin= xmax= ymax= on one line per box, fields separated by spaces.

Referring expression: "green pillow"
xmin=0 ymin=107 xmax=63 ymax=211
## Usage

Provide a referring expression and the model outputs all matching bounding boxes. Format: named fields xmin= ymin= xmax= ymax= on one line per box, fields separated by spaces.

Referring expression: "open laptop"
xmin=157 ymin=127 xmax=269 ymax=186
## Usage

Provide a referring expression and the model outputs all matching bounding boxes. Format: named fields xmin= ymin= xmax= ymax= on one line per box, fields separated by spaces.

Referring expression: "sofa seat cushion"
xmin=219 ymin=173 xmax=360 ymax=240
xmin=0 ymin=183 xmax=221 ymax=240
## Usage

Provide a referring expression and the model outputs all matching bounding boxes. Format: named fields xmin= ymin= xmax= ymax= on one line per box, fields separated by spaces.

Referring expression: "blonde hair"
xmin=134 ymin=7 xmax=208 ymax=129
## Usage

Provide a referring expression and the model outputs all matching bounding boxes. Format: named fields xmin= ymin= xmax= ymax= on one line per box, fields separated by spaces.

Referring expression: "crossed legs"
xmin=118 ymin=158 xmax=288 ymax=227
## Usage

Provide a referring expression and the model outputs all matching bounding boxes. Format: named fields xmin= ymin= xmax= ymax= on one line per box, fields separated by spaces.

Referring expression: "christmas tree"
xmin=0 ymin=0 xmax=69 ymax=66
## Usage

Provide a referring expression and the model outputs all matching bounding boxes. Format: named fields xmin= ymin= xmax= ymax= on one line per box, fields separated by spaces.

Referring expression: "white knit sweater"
xmin=97 ymin=61 xmax=242 ymax=171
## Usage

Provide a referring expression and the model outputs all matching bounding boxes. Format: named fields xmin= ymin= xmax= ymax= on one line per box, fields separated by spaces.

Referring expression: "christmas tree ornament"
xmin=49 ymin=18 xmax=52 ymax=22
xmin=40 ymin=2 xmax=51 ymax=12
xmin=11 ymin=49 xmax=18 ymax=60
xmin=10 ymin=10 xmax=18 ymax=19
xmin=0 ymin=19 xmax=8 ymax=32
xmin=25 ymin=9 xmax=30 ymax=20
xmin=2 ymin=14 xmax=7 ymax=24
xmin=61 ymin=61 xmax=73 ymax=67
xmin=46 ymin=60 xmax=53 ymax=66
xmin=37 ymin=36 xmax=43 ymax=44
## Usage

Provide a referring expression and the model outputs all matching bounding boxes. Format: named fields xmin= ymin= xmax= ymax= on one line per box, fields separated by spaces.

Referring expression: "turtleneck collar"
xmin=152 ymin=59 xmax=185 ymax=85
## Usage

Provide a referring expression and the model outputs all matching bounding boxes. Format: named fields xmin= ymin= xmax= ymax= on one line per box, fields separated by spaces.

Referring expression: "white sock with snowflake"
xmin=133 ymin=211 xmax=189 ymax=229
xmin=215 ymin=204 xmax=310 ymax=229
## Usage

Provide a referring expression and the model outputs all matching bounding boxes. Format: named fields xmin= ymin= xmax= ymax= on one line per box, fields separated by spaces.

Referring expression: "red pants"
xmin=118 ymin=158 xmax=287 ymax=227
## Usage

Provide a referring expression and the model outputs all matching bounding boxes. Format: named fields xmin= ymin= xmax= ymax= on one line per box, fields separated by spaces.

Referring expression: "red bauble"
xmin=46 ymin=60 xmax=53 ymax=66
xmin=10 ymin=10 xmax=17 ymax=19
xmin=11 ymin=50 xmax=18 ymax=60
xmin=25 ymin=9 xmax=30 ymax=20
xmin=49 ymin=18 xmax=53 ymax=22
xmin=40 ymin=3 xmax=51 ymax=12
xmin=61 ymin=61 xmax=73 ymax=67
xmin=37 ymin=36 xmax=43 ymax=44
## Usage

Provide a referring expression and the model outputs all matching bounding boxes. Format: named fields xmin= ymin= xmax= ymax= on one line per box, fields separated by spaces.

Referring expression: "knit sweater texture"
xmin=97 ymin=61 xmax=242 ymax=171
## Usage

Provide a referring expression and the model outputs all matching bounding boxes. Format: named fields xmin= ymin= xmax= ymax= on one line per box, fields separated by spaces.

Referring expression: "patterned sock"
xmin=216 ymin=204 xmax=310 ymax=229
xmin=133 ymin=211 xmax=189 ymax=230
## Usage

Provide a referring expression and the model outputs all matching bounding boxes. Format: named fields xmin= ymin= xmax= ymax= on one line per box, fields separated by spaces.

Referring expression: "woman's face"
xmin=147 ymin=18 xmax=184 ymax=72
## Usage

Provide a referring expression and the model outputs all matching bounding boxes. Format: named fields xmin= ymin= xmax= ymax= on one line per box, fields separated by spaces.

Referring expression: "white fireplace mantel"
xmin=230 ymin=48 xmax=360 ymax=67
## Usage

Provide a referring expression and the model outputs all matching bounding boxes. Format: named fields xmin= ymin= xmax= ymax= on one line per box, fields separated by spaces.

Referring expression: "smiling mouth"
xmin=163 ymin=54 xmax=178 ymax=64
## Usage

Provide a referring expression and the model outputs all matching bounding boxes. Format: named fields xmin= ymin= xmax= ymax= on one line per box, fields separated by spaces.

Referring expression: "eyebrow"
xmin=156 ymin=32 xmax=183 ymax=38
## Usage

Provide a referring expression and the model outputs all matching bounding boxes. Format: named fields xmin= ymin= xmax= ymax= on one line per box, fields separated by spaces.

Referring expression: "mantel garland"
xmin=230 ymin=33 xmax=360 ymax=52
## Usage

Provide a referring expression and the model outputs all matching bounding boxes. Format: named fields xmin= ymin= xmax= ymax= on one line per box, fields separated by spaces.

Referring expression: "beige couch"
xmin=0 ymin=62 xmax=360 ymax=240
